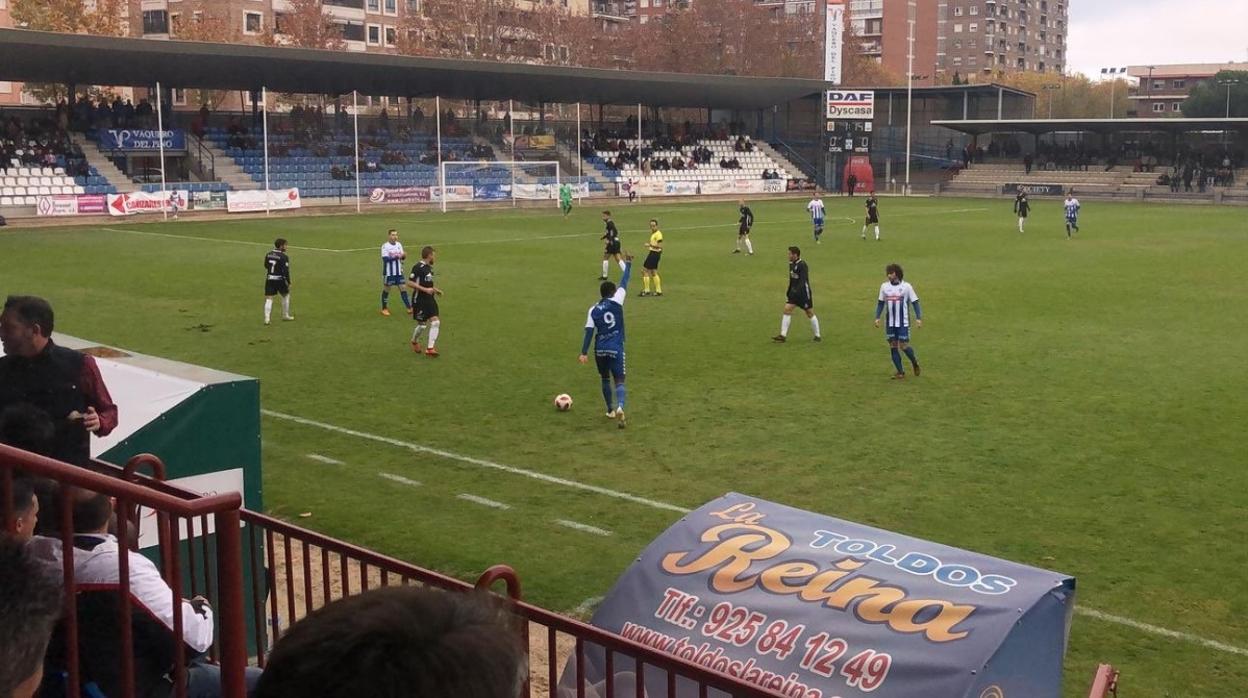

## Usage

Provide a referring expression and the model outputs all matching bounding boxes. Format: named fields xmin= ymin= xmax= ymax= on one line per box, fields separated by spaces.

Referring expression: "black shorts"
xmin=643 ymin=251 xmax=662 ymax=270
xmin=414 ymin=297 xmax=439 ymax=322
xmin=605 ymin=241 xmax=621 ymax=255
xmin=786 ymin=291 xmax=812 ymax=311
xmin=866 ymin=212 xmax=879 ymax=224
xmin=738 ymin=224 xmax=751 ymax=236
xmin=264 ymin=279 xmax=289 ymax=296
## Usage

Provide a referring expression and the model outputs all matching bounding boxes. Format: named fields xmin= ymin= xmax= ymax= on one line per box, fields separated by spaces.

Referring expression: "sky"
xmin=1066 ymin=0 xmax=1248 ymax=79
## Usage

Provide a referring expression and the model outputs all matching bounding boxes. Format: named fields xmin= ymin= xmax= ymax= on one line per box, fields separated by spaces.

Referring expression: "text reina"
xmin=660 ymin=522 xmax=978 ymax=643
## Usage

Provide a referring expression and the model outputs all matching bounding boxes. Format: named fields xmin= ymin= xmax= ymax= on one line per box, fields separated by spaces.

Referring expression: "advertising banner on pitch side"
xmin=562 ymin=493 xmax=1075 ymax=698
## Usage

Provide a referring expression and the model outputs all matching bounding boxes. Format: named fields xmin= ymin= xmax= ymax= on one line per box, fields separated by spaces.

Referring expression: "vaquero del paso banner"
xmin=98 ymin=128 xmax=187 ymax=151
xmin=562 ymin=493 xmax=1075 ymax=698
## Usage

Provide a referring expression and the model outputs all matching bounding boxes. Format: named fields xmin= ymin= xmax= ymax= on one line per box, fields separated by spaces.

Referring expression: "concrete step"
xmin=194 ymin=135 xmax=260 ymax=191
xmin=70 ymin=133 xmax=131 ymax=191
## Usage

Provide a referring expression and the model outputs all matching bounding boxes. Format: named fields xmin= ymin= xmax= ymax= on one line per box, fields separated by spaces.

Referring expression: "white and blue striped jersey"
xmin=807 ymin=198 xmax=825 ymax=224
xmin=381 ymin=241 xmax=405 ymax=278
xmin=878 ymin=281 xmax=919 ymax=328
xmin=585 ymin=287 xmax=628 ymax=356
xmin=1064 ymin=197 xmax=1080 ymax=221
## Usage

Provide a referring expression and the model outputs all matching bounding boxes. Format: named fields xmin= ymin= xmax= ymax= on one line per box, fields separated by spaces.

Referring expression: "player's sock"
xmin=602 ymin=260 xmax=609 ymax=277
xmin=780 ymin=314 xmax=792 ymax=337
xmin=411 ymin=325 xmax=425 ymax=343
xmin=653 ymin=274 xmax=662 ymax=294
xmin=615 ymin=382 xmax=626 ymax=411
xmin=381 ymin=291 xmax=389 ymax=309
xmin=617 ymin=259 xmax=626 ymax=272
xmin=903 ymin=346 xmax=918 ymax=367
xmin=400 ymin=291 xmax=411 ymax=309
xmin=810 ymin=315 xmax=821 ymax=339
xmin=735 ymin=238 xmax=741 ymax=252
xmin=745 ymin=238 xmax=753 ymax=255
xmin=642 ymin=276 xmax=651 ymax=294
xmin=890 ymin=348 xmax=904 ymax=374
xmin=263 ymin=298 xmax=272 ymax=323
xmin=281 ymin=296 xmax=291 ymax=318
xmin=600 ymin=378 xmax=613 ymax=412
xmin=875 ymin=225 xmax=881 ymax=240
xmin=427 ymin=319 xmax=440 ymax=348
xmin=861 ymin=225 xmax=867 ymax=238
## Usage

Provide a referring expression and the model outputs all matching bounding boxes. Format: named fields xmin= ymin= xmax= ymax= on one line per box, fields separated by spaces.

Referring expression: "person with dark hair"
xmin=733 ymin=200 xmax=754 ymax=255
xmin=0 ymin=296 xmax=118 ymax=466
xmin=65 ymin=492 xmax=262 ymax=697
xmin=874 ymin=263 xmax=922 ymax=379
xmin=0 ymin=537 xmax=63 ymax=698
xmin=4 ymin=476 xmax=38 ymax=542
xmin=773 ymin=247 xmax=820 ymax=343
xmin=263 ymin=239 xmax=294 ymax=325
xmin=254 ymin=586 xmax=525 ymax=698
xmin=639 ymin=219 xmax=663 ymax=297
xmin=579 ymin=254 xmax=634 ymax=428
xmin=599 ymin=211 xmax=625 ymax=280
xmin=407 ymin=246 xmax=443 ymax=357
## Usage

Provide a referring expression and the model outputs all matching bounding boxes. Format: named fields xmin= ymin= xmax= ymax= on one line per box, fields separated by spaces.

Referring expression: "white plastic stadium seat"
xmin=37 ymin=186 xmax=51 ymax=195
xmin=54 ymin=167 xmax=65 ymax=175
xmin=23 ymin=196 xmax=37 ymax=205
xmin=1 ymin=187 xmax=12 ymax=197
xmin=0 ymin=197 xmax=12 ymax=206
xmin=13 ymin=187 xmax=26 ymax=196
xmin=73 ymin=185 xmax=85 ymax=194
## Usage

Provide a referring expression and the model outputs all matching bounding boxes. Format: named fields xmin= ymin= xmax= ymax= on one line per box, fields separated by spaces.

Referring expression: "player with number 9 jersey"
xmin=580 ymin=260 xmax=633 ymax=427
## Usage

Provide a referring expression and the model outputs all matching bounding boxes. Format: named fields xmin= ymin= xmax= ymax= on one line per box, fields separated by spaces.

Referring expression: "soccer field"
xmin=3 ymin=196 xmax=1245 ymax=695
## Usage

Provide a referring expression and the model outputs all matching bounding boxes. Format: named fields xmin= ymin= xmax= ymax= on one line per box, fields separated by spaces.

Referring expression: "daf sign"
xmin=826 ymin=90 xmax=876 ymax=120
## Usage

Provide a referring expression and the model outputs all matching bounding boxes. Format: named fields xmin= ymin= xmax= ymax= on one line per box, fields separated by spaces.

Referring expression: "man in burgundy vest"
xmin=0 ymin=295 xmax=117 ymax=466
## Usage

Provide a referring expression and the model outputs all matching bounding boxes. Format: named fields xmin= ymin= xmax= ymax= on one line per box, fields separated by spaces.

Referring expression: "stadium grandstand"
xmin=0 ymin=24 xmax=1137 ymax=698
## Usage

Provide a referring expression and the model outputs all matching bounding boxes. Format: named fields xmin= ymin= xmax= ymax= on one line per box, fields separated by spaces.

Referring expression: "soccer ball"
xmin=554 ymin=393 xmax=573 ymax=411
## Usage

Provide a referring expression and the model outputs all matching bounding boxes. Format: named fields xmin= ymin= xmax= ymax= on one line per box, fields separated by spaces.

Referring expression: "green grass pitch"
xmin=3 ymin=196 xmax=1245 ymax=695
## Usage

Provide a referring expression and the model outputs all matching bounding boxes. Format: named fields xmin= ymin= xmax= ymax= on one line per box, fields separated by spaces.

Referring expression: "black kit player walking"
xmin=600 ymin=210 xmax=625 ymax=279
xmin=407 ymin=246 xmax=444 ymax=357
xmin=1014 ymin=192 xmax=1030 ymax=233
xmin=734 ymin=200 xmax=755 ymax=255
xmin=773 ymin=246 xmax=821 ymax=343
xmin=263 ymin=238 xmax=293 ymax=325
xmin=862 ymin=194 xmax=881 ymax=241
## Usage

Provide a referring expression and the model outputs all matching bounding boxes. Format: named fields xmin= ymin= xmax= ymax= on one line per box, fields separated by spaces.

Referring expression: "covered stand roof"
xmin=932 ymin=117 xmax=1248 ymax=136
xmin=0 ymin=28 xmax=826 ymax=109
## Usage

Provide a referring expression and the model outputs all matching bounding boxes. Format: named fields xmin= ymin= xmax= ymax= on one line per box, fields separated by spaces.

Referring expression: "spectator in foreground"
xmin=0 ymin=537 xmax=62 ymax=698
xmin=254 ymin=586 xmax=525 ymax=698
xmin=0 ymin=296 xmax=118 ymax=467
xmin=67 ymin=492 xmax=263 ymax=696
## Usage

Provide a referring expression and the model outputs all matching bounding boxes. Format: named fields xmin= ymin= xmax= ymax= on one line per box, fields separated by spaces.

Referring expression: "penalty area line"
xmin=262 ymin=409 xmax=690 ymax=514
xmin=264 ymin=409 xmax=1248 ymax=658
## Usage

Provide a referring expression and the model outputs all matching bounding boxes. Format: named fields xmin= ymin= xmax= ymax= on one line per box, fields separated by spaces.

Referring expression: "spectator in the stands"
xmin=0 ymin=403 xmax=58 ymax=538
xmin=0 ymin=537 xmax=62 ymax=698
xmin=253 ymin=587 xmax=524 ymax=698
xmin=0 ymin=296 xmax=118 ymax=467
xmin=3 ymin=475 xmax=38 ymax=542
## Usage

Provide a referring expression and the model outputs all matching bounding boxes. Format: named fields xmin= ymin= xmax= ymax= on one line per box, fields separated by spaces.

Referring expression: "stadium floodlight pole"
xmin=262 ymin=86 xmax=271 ymax=216
xmin=636 ymin=103 xmax=642 ymax=148
xmin=576 ymin=102 xmax=583 ymax=197
xmin=904 ymin=0 xmax=915 ymax=196
xmin=353 ymin=90 xmax=361 ymax=213
xmin=436 ymin=95 xmax=444 ymax=213
xmin=510 ymin=99 xmax=516 ymax=208
xmin=1218 ymin=79 xmax=1241 ymax=118
xmin=156 ymin=81 xmax=168 ymax=221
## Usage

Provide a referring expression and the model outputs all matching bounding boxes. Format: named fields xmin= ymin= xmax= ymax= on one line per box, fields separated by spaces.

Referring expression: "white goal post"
xmin=438 ymin=160 xmax=563 ymax=212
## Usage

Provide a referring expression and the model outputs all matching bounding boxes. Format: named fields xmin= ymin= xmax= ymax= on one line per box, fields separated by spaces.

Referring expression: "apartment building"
xmin=1127 ymin=62 xmax=1244 ymax=117
xmin=937 ymin=0 xmax=1067 ymax=78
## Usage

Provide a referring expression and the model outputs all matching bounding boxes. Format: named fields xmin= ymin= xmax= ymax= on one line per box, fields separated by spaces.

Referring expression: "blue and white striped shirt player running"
xmin=806 ymin=195 xmax=826 ymax=242
xmin=581 ymin=262 xmax=632 ymax=427
xmin=1063 ymin=195 xmax=1081 ymax=238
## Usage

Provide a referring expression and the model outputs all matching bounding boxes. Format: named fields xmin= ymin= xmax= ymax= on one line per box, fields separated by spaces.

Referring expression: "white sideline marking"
xmin=266 ymin=409 xmax=1248 ymax=657
xmin=555 ymin=519 xmax=612 ymax=536
xmin=262 ymin=409 xmax=689 ymax=513
xmin=457 ymin=493 xmax=511 ymax=510
xmin=100 ymin=227 xmax=355 ymax=252
xmin=305 ymin=453 xmax=342 ymax=465
xmin=1075 ymin=608 xmax=1248 ymax=658
xmin=573 ymin=596 xmax=605 ymax=617
xmin=378 ymin=472 xmax=422 ymax=487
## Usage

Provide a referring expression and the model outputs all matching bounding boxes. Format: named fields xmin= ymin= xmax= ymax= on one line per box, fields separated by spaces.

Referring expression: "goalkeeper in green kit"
xmin=560 ymin=182 xmax=574 ymax=217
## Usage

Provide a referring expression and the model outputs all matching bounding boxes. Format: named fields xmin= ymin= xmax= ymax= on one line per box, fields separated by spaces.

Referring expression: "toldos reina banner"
xmin=562 ymin=494 xmax=1075 ymax=698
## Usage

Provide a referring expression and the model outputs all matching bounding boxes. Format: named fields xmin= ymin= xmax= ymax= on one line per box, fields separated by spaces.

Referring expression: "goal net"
xmin=438 ymin=160 xmax=561 ymax=211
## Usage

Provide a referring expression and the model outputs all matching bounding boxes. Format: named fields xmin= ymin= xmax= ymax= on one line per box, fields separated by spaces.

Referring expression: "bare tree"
xmin=265 ymin=0 xmax=346 ymax=50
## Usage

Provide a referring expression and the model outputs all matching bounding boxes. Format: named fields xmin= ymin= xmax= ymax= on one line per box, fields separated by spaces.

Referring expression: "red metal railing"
xmin=1087 ymin=663 xmax=1120 ymax=698
xmin=1 ymin=444 xmax=249 ymax=698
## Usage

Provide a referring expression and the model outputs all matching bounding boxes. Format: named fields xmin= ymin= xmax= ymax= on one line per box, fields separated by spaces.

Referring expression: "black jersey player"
xmin=263 ymin=239 xmax=293 ymax=325
xmin=600 ymin=210 xmax=625 ymax=279
xmin=772 ymin=246 xmax=821 ymax=343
